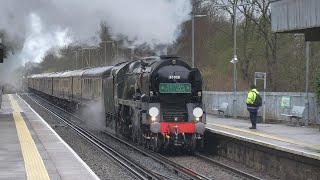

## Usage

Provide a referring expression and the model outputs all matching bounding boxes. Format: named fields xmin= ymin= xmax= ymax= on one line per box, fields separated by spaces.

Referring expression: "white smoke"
xmin=79 ymin=100 xmax=106 ymax=131
xmin=20 ymin=13 xmax=72 ymax=63
xmin=0 ymin=0 xmax=192 ymax=64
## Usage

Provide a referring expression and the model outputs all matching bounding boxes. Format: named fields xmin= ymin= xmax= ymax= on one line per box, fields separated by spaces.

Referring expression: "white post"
xmin=305 ymin=41 xmax=310 ymax=125
xmin=254 ymin=72 xmax=267 ymax=123
xmin=232 ymin=1 xmax=238 ymax=118
xmin=263 ymin=73 xmax=267 ymax=123
xmin=192 ymin=13 xmax=195 ymax=68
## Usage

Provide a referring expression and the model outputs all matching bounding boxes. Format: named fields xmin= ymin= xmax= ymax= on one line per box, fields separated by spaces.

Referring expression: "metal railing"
xmin=203 ymin=91 xmax=319 ymax=124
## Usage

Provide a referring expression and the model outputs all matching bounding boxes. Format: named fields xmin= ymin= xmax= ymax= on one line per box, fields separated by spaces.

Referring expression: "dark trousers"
xmin=247 ymin=108 xmax=258 ymax=127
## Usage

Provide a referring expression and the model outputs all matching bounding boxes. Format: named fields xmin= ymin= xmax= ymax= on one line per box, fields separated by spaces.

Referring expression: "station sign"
xmin=159 ymin=83 xmax=191 ymax=94
xmin=281 ymin=96 xmax=291 ymax=108
xmin=254 ymin=72 xmax=266 ymax=79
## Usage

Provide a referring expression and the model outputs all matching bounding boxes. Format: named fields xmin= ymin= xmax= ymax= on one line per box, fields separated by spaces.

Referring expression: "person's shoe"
xmin=249 ymin=126 xmax=256 ymax=129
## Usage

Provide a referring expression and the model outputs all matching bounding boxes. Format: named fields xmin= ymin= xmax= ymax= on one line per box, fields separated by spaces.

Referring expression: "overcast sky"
xmin=0 ymin=0 xmax=192 ymax=63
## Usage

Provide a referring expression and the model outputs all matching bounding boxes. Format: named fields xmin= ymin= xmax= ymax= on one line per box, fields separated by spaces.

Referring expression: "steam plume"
xmin=0 ymin=0 xmax=192 ymax=64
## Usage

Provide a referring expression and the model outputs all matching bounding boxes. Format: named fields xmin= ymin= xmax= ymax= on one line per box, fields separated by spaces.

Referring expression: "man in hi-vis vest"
xmin=246 ymin=84 xmax=261 ymax=129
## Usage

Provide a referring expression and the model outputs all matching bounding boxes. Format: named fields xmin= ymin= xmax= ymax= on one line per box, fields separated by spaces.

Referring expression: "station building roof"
xmin=271 ymin=0 xmax=320 ymax=40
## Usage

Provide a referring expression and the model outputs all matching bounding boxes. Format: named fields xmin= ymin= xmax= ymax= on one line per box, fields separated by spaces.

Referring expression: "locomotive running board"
xmin=116 ymin=98 xmax=148 ymax=109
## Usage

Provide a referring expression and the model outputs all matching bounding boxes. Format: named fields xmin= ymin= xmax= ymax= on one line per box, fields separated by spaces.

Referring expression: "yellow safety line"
xmin=8 ymin=95 xmax=50 ymax=180
xmin=210 ymin=123 xmax=320 ymax=150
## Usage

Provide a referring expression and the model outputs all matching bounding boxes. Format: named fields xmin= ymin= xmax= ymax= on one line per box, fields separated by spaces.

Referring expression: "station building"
xmin=271 ymin=0 xmax=320 ymax=41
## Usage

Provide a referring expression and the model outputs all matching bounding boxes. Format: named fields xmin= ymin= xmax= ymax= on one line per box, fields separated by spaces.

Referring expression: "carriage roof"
xmin=82 ymin=66 xmax=113 ymax=77
xmin=59 ymin=69 xmax=87 ymax=77
xmin=28 ymin=73 xmax=54 ymax=78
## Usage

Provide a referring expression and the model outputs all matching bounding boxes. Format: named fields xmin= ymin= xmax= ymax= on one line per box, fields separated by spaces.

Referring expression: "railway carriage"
xmin=51 ymin=72 xmax=64 ymax=100
xmin=28 ymin=73 xmax=52 ymax=95
xmin=81 ymin=66 xmax=113 ymax=103
xmin=42 ymin=74 xmax=53 ymax=95
xmin=56 ymin=72 xmax=73 ymax=101
xmin=70 ymin=70 xmax=86 ymax=103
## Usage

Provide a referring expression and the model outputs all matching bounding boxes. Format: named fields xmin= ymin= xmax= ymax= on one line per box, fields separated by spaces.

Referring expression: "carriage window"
xmin=89 ymin=79 xmax=92 ymax=93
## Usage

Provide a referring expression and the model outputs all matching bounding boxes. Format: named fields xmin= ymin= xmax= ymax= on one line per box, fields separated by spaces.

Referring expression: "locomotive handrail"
xmin=117 ymin=98 xmax=148 ymax=109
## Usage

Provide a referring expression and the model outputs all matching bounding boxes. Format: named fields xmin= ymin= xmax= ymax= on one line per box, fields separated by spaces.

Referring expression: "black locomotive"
xmin=104 ymin=56 xmax=205 ymax=151
xmin=28 ymin=56 xmax=206 ymax=152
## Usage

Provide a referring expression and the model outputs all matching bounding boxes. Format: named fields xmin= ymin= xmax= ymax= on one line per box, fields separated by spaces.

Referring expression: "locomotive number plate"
xmin=159 ymin=83 xmax=191 ymax=93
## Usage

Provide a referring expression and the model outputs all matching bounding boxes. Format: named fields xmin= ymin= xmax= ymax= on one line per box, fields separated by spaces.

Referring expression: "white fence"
xmin=203 ymin=91 xmax=319 ymax=124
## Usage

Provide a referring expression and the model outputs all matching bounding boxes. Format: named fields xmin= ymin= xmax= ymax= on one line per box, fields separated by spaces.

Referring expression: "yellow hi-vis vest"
xmin=246 ymin=89 xmax=259 ymax=105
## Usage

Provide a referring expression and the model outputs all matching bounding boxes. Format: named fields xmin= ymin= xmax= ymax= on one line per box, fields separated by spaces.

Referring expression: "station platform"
xmin=0 ymin=94 xmax=99 ymax=180
xmin=206 ymin=114 xmax=320 ymax=161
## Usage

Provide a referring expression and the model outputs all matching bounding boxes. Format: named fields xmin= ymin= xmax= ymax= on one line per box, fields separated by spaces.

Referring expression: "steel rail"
xmin=29 ymin=93 xmax=260 ymax=180
xmin=194 ymin=153 xmax=262 ymax=180
xmin=23 ymin=94 xmax=163 ymax=180
xmin=28 ymin=93 xmax=212 ymax=180
xmin=102 ymin=130 xmax=211 ymax=180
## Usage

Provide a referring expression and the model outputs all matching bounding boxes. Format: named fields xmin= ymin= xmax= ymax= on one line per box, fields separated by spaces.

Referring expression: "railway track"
xmin=23 ymin=93 xmax=212 ymax=180
xmin=23 ymin=93 xmax=165 ymax=180
xmin=194 ymin=154 xmax=262 ymax=180
xmin=102 ymin=130 xmax=211 ymax=180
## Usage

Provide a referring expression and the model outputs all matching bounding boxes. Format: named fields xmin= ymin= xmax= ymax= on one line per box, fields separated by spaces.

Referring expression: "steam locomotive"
xmin=28 ymin=56 xmax=206 ymax=152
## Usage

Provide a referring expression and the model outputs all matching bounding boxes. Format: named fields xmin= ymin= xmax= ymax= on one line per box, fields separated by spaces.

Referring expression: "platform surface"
xmin=0 ymin=94 xmax=99 ymax=180
xmin=206 ymin=114 xmax=320 ymax=161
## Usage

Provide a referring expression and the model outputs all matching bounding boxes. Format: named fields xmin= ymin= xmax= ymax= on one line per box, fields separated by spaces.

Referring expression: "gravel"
xmin=88 ymin=131 xmax=185 ymax=180
xmin=21 ymin=94 xmax=135 ymax=180
xmin=166 ymin=155 xmax=246 ymax=180
xmin=201 ymin=155 xmax=272 ymax=179
xmin=23 ymin=93 xmax=265 ymax=180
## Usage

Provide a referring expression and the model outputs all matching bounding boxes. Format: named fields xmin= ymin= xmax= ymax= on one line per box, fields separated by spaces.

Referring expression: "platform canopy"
xmin=271 ymin=0 xmax=320 ymax=41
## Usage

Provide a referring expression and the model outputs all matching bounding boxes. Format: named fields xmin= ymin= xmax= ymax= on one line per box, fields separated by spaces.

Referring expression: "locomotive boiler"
xmin=104 ymin=56 xmax=206 ymax=152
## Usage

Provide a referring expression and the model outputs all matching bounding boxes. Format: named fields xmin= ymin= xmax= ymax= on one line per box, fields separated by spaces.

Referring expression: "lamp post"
xmin=294 ymin=34 xmax=310 ymax=125
xmin=305 ymin=41 xmax=310 ymax=125
xmin=231 ymin=1 xmax=238 ymax=118
xmin=211 ymin=1 xmax=249 ymax=118
xmin=192 ymin=14 xmax=207 ymax=68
